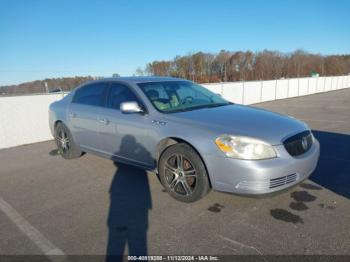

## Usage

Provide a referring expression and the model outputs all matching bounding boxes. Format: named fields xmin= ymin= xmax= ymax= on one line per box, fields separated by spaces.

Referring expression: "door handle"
xmin=69 ymin=113 xmax=77 ymax=118
xmin=99 ymin=118 xmax=109 ymax=125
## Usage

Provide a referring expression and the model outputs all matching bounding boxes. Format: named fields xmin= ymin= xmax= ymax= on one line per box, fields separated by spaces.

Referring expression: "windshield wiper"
xmin=200 ymin=102 xmax=233 ymax=109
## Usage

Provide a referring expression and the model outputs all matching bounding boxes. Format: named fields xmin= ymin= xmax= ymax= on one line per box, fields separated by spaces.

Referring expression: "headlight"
xmin=215 ymin=135 xmax=277 ymax=160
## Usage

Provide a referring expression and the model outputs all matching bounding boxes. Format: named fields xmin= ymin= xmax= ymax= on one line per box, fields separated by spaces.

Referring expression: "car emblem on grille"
xmin=301 ymin=136 xmax=308 ymax=150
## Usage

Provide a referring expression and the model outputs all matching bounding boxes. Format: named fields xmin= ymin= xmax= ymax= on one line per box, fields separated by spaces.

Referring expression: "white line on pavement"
xmin=0 ymin=197 xmax=65 ymax=260
xmin=218 ymin=234 xmax=263 ymax=255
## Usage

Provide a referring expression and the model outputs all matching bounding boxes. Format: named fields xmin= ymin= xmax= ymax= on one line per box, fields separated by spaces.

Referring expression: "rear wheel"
xmin=54 ymin=122 xmax=82 ymax=159
xmin=159 ymin=143 xmax=210 ymax=202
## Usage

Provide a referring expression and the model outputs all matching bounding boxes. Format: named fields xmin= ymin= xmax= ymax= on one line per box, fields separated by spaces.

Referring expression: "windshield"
xmin=138 ymin=81 xmax=231 ymax=113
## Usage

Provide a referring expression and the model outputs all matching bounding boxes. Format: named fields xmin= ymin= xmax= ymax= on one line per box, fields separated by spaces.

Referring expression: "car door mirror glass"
xmin=120 ymin=101 xmax=144 ymax=113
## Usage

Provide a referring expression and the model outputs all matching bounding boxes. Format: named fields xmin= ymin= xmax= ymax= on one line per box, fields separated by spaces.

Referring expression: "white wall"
xmin=203 ymin=75 xmax=350 ymax=104
xmin=0 ymin=75 xmax=349 ymax=149
xmin=0 ymin=93 xmax=65 ymax=149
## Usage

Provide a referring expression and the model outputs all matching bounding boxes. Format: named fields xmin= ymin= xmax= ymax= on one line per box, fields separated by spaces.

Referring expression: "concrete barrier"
xmin=202 ymin=75 xmax=350 ymax=104
xmin=0 ymin=75 xmax=349 ymax=149
xmin=0 ymin=93 xmax=66 ymax=149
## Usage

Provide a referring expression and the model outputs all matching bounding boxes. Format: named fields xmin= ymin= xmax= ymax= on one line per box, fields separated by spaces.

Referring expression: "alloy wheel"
xmin=164 ymin=154 xmax=197 ymax=196
xmin=56 ymin=128 xmax=70 ymax=153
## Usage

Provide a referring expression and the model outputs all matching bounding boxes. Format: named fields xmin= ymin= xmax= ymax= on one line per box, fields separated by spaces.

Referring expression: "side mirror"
xmin=120 ymin=101 xmax=144 ymax=114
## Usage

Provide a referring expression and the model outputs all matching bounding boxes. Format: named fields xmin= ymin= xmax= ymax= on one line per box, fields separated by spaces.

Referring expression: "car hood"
xmin=167 ymin=104 xmax=308 ymax=145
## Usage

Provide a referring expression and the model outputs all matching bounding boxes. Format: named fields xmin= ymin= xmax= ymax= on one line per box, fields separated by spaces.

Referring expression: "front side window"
xmin=72 ymin=83 xmax=108 ymax=106
xmin=106 ymin=83 xmax=139 ymax=110
xmin=138 ymin=81 xmax=230 ymax=113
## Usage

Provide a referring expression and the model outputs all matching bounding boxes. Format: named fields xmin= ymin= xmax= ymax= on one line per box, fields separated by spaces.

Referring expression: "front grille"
xmin=270 ymin=173 xmax=297 ymax=188
xmin=283 ymin=131 xmax=313 ymax=157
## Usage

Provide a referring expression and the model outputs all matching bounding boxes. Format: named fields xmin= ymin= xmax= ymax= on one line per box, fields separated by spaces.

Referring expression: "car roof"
xmin=96 ymin=76 xmax=186 ymax=84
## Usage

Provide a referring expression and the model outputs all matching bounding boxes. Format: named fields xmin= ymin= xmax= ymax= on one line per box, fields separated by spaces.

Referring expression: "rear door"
xmin=99 ymin=82 xmax=156 ymax=168
xmin=68 ymin=82 xmax=108 ymax=151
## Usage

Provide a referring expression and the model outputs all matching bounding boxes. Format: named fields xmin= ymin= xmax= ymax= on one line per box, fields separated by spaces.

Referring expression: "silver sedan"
xmin=49 ymin=77 xmax=320 ymax=202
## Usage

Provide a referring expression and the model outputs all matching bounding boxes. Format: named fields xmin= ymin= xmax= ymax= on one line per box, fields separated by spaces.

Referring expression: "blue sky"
xmin=0 ymin=0 xmax=349 ymax=86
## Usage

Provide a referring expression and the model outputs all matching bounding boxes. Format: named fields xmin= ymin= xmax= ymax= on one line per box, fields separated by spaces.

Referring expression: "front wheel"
xmin=54 ymin=122 xmax=82 ymax=159
xmin=159 ymin=143 xmax=210 ymax=202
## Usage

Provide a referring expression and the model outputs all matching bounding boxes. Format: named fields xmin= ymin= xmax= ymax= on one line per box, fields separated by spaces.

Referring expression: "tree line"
xmin=2 ymin=50 xmax=349 ymax=95
xmin=0 ymin=76 xmax=94 ymax=95
xmin=137 ymin=50 xmax=350 ymax=83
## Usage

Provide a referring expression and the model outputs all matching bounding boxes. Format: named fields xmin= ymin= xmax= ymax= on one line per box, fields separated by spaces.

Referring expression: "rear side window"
xmin=72 ymin=83 xmax=108 ymax=106
xmin=106 ymin=83 xmax=139 ymax=110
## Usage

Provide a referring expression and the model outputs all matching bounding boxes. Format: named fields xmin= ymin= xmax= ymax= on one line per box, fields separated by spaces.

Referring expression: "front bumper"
xmin=205 ymin=139 xmax=320 ymax=195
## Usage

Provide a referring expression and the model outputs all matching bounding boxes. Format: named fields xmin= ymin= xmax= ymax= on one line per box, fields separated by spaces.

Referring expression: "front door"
xmin=99 ymin=82 xmax=156 ymax=168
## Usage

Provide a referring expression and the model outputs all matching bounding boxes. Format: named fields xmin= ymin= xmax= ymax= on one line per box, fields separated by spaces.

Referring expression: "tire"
xmin=158 ymin=143 xmax=210 ymax=203
xmin=54 ymin=122 xmax=82 ymax=159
